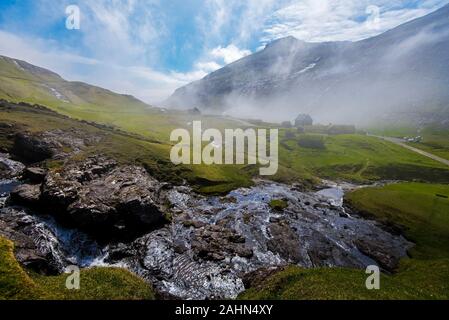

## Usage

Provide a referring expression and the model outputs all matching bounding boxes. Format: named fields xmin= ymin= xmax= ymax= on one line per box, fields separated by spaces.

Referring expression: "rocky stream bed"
xmin=0 ymin=152 xmax=413 ymax=299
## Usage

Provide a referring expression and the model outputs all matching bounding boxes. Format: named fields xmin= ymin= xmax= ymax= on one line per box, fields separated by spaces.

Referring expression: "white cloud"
xmin=194 ymin=61 xmax=222 ymax=73
xmin=199 ymin=0 xmax=282 ymax=45
xmin=262 ymin=0 xmax=449 ymax=43
xmin=210 ymin=44 xmax=251 ymax=64
xmin=187 ymin=44 xmax=252 ymax=79
xmin=233 ymin=0 xmax=279 ymax=42
xmin=0 ymin=30 xmax=194 ymax=104
xmin=1 ymin=0 xmax=448 ymax=106
xmin=80 ymin=0 xmax=165 ymax=65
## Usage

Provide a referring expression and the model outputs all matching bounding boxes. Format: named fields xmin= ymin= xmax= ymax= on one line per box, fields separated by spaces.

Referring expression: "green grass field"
xmin=408 ymin=126 xmax=449 ymax=161
xmin=239 ymin=259 xmax=449 ymax=300
xmin=368 ymin=123 xmax=449 ymax=161
xmin=279 ymin=130 xmax=449 ymax=183
xmin=3 ymin=103 xmax=449 ymax=195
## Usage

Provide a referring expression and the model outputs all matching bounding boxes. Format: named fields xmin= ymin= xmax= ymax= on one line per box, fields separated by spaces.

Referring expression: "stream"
xmin=0 ymin=177 xmax=412 ymax=299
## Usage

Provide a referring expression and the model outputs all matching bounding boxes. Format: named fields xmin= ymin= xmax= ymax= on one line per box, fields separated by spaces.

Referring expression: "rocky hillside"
xmin=166 ymin=4 xmax=449 ymax=125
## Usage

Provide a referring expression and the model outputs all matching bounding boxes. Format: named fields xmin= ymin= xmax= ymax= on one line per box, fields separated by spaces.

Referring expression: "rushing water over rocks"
xmin=1 ymin=167 xmax=412 ymax=299
xmin=106 ymin=181 xmax=412 ymax=299
xmin=1 ymin=179 xmax=105 ymax=273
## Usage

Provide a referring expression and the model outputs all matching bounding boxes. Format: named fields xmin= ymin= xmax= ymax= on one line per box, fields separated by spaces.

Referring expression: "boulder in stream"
xmin=41 ymin=155 xmax=168 ymax=240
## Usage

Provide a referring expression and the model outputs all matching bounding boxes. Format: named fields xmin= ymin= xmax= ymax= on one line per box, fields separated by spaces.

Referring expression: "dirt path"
xmin=370 ymin=135 xmax=449 ymax=167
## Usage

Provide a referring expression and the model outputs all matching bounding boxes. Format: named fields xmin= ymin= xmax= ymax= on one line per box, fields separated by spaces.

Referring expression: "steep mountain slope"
xmin=0 ymin=55 xmax=152 ymax=114
xmin=166 ymin=4 xmax=449 ymax=125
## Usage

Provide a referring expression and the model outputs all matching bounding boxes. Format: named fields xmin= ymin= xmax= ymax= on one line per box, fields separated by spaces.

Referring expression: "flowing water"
xmin=0 ymin=178 xmax=412 ymax=299
xmin=106 ymin=182 xmax=412 ymax=299
xmin=1 ymin=179 xmax=105 ymax=272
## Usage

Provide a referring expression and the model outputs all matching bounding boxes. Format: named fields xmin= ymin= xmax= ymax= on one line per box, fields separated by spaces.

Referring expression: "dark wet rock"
xmin=0 ymin=180 xmax=21 ymax=208
xmin=182 ymin=220 xmax=206 ymax=229
xmin=173 ymin=239 xmax=188 ymax=254
xmin=267 ymin=220 xmax=303 ymax=264
xmin=314 ymin=202 xmax=330 ymax=210
xmin=0 ymin=221 xmax=55 ymax=275
xmin=24 ymin=167 xmax=47 ymax=183
xmin=105 ymin=243 xmax=138 ymax=262
xmin=41 ymin=155 xmax=167 ymax=240
xmin=12 ymin=133 xmax=55 ymax=163
xmin=307 ymin=239 xmax=350 ymax=266
xmin=291 ymin=182 xmax=311 ymax=192
xmin=354 ymin=239 xmax=403 ymax=272
xmin=0 ymin=153 xmax=25 ymax=179
xmin=9 ymin=184 xmax=41 ymax=206
xmin=339 ymin=212 xmax=350 ymax=218
xmin=0 ymin=208 xmax=60 ymax=275
xmin=116 ymin=182 xmax=411 ymax=299
xmin=12 ymin=129 xmax=104 ymax=163
xmin=242 ymin=266 xmax=286 ymax=289
xmin=220 ymin=196 xmax=237 ymax=204
xmin=107 ymin=228 xmax=247 ymax=299
xmin=192 ymin=225 xmax=253 ymax=261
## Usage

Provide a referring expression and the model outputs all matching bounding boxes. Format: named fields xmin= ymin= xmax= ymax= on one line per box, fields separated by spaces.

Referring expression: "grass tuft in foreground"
xmin=239 ymin=259 xmax=449 ymax=300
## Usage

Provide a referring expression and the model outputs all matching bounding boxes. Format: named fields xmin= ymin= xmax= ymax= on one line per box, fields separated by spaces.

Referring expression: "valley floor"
xmin=1 ymin=100 xmax=449 ymax=300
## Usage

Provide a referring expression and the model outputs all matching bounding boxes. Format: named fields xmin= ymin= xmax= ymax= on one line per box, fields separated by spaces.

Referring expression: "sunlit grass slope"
xmin=279 ymin=130 xmax=449 ymax=183
xmin=347 ymin=183 xmax=449 ymax=259
xmin=368 ymin=123 xmax=449 ymax=161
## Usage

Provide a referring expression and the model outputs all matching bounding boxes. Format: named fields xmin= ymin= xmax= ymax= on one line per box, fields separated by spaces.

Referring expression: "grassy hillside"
xmin=0 ymin=237 xmax=155 ymax=300
xmin=0 ymin=55 xmax=255 ymax=143
xmin=241 ymin=182 xmax=449 ymax=300
xmin=408 ymin=126 xmax=449 ymax=161
xmin=3 ymin=101 xmax=449 ymax=195
xmin=2 ymin=56 xmax=449 ymax=191
xmin=0 ymin=55 xmax=151 ymax=116
xmin=239 ymin=259 xmax=449 ymax=300
xmin=0 ymin=102 xmax=260 ymax=193
xmin=368 ymin=124 xmax=449 ymax=161
xmin=279 ymin=130 xmax=449 ymax=183
xmin=346 ymin=183 xmax=449 ymax=259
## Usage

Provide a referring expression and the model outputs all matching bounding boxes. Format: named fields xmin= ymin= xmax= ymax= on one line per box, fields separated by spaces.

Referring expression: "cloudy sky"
xmin=0 ymin=0 xmax=447 ymax=104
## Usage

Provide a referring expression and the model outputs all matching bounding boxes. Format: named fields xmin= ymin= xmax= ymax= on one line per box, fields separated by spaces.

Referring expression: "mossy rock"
xmin=269 ymin=199 xmax=288 ymax=211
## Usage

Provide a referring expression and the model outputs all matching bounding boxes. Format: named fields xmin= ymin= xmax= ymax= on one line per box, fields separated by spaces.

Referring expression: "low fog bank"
xmin=216 ymin=74 xmax=449 ymax=127
xmin=164 ymin=5 xmax=449 ymax=128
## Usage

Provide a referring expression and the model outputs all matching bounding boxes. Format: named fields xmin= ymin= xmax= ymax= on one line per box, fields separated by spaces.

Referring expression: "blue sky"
xmin=0 ymin=0 xmax=448 ymax=103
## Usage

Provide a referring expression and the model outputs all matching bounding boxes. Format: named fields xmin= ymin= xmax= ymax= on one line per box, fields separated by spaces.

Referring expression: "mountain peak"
xmin=266 ymin=36 xmax=301 ymax=48
xmin=166 ymin=4 xmax=449 ymax=125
